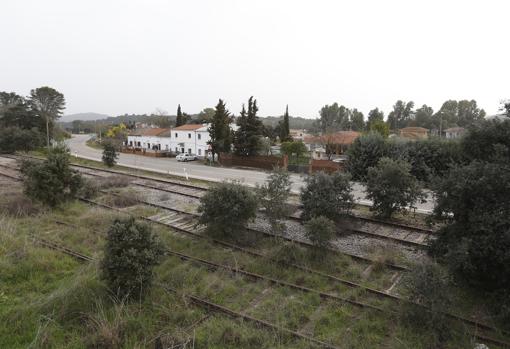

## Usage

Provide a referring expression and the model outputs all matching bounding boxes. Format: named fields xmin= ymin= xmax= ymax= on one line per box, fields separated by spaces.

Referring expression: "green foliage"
xmin=300 ymin=172 xmax=354 ymax=221
xmin=387 ymin=100 xmax=414 ymax=130
xmin=431 ymin=161 xmax=510 ymax=293
xmin=461 ymin=119 xmax=510 ymax=163
xmin=234 ymin=97 xmax=263 ymax=156
xmin=280 ymin=140 xmax=307 ymax=161
xmin=434 ymin=99 xmax=485 ymax=128
xmin=257 ymin=168 xmax=292 ymax=234
xmin=29 ymin=86 xmax=66 ymax=149
xmin=350 ymin=108 xmax=365 ymax=131
xmin=0 ymin=126 xmax=44 ymax=153
xmin=319 ymin=103 xmax=351 ymax=132
xmin=304 ymin=216 xmax=336 ymax=250
xmin=368 ymin=120 xmax=389 ymax=138
xmin=347 ymin=132 xmax=387 ymax=181
xmin=366 ymin=157 xmax=424 ymax=218
xmin=208 ymin=99 xmax=233 ymax=161
xmin=102 ymin=141 xmax=118 ymax=167
xmin=176 ymin=104 xmax=185 ymax=126
xmin=281 ymin=105 xmax=291 ymax=141
xmin=197 ymin=181 xmax=258 ymax=241
xmin=100 ymin=217 xmax=164 ymax=301
xmin=400 ymin=262 xmax=453 ymax=344
xmin=20 ymin=145 xmax=83 ymax=207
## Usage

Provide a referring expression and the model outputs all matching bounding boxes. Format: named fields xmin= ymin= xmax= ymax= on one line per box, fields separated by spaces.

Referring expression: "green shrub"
xmin=100 ymin=217 xmax=164 ymax=301
xmin=347 ymin=132 xmax=387 ymax=181
xmin=399 ymin=262 xmax=453 ymax=344
xmin=257 ymin=167 xmax=292 ymax=234
xmin=197 ymin=181 xmax=258 ymax=242
xmin=304 ymin=216 xmax=336 ymax=251
xmin=20 ymin=144 xmax=82 ymax=207
xmin=102 ymin=141 xmax=118 ymax=167
xmin=366 ymin=157 xmax=424 ymax=218
xmin=300 ymin=171 xmax=354 ymax=221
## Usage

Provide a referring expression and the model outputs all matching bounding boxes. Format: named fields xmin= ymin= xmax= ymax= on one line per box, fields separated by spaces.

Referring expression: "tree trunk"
xmin=46 ymin=116 xmax=50 ymax=150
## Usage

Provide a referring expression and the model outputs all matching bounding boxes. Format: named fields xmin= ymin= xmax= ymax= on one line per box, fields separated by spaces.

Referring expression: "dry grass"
xmin=0 ymin=194 xmax=40 ymax=217
xmin=103 ymin=190 xmax=145 ymax=208
xmin=97 ymin=176 xmax=132 ymax=190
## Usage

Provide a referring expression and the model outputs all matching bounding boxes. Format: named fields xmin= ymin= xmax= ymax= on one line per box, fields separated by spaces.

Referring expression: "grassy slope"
xmin=0 ymin=171 xmax=507 ymax=348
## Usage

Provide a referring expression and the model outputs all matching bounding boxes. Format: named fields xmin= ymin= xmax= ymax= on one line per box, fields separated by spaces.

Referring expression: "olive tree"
xmin=365 ymin=157 xmax=424 ymax=218
xmin=20 ymin=144 xmax=82 ymax=207
xmin=102 ymin=141 xmax=118 ymax=167
xmin=257 ymin=167 xmax=292 ymax=235
xmin=101 ymin=217 xmax=164 ymax=301
xmin=197 ymin=181 xmax=258 ymax=241
xmin=300 ymin=171 xmax=354 ymax=221
xmin=304 ymin=216 xmax=336 ymax=251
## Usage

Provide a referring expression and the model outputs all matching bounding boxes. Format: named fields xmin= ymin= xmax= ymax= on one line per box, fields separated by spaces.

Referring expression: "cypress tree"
xmin=234 ymin=104 xmax=248 ymax=155
xmin=176 ymin=104 xmax=184 ymax=127
xmin=234 ymin=96 xmax=263 ymax=156
xmin=208 ymin=99 xmax=233 ymax=161
xmin=279 ymin=105 xmax=291 ymax=142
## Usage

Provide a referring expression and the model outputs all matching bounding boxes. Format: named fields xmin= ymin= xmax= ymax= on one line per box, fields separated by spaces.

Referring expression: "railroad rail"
xmin=1 ymin=154 xmax=435 ymax=232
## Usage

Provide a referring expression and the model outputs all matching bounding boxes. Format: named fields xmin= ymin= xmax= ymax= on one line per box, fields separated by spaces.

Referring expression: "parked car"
xmin=176 ymin=153 xmax=197 ymax=162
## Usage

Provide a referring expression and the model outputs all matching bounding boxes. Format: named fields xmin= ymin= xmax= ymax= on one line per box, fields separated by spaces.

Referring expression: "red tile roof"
xmin=131 ymin=128 xmax=170 ymax=136
xmin=173 ymin=124 xmax=204 ymax=131
xmin=304 ymin=131 xmax=360 ymax=145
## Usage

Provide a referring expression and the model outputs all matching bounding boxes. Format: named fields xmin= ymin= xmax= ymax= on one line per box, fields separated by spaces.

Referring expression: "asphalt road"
xmin=68 ymin=134 xmax=434 ymax=213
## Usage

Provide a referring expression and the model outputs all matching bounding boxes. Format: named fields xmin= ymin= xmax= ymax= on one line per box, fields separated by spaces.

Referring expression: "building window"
xmin=198 ymin=134 xmax=201 ymax=140
xmin=188 ymin=148 xmax=192 ymax=154
xmin=198 ymin=149 xmax=202 ymax=155
xmin=188 ymin=133 xmax=191 ymax=139
xmin=147 ymin=143 xmax=150 ymax=149
xmin=175 ymin=147 xmax=178 ymax=153
xmin=129 ymin=141 xmax=133 ymax=146
xmin=175 ymin=133 xmax=178 ymax=138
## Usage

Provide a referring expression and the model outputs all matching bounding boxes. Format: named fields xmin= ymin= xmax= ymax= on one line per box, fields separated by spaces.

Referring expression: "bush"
xmin=257 ymin=167 xmax=292 ymax=234
xmin=197 ymin=181 xmax=258 ymax=242
xmin=300 ymin=171 xmax=354 ymax=221
xmin=102 ymin=142 xmax=118 ymax=167
xmin=0 ymin=126 xmax=44 ymax=153
xmin=400 ymin=262 xmax=453 ymax=344
xmin=304 ymin=216 xmax=336 ymax=251
xmin=97 ymin=176 xmax=132 ymax=189
xmin=462 ymin=119 xmax=510 ymax=163
xmin=79 ymin=178 xmax=100 ymax=199
xmin=431 ymin=161 xmax=510 ymax=293
xmin=366 ymin=157 xmax=424 ymax=218
xmin=347 ymin=132 xmax=387 ymax=181
xmin=103 ymin=190 xmax=143 ymax=208
xmin=100 ymin=217 xmax=164 ymax=301
xmin=20 ymin=145 xmax=82 ymax=207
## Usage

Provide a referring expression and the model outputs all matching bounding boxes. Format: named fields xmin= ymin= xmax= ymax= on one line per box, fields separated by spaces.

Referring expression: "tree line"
xmin=316 ymin=99 xmax=489 ymax=134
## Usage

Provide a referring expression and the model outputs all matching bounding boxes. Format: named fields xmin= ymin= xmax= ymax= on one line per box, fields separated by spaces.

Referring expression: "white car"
xmin=176 ymin=153 xmax=197 ymax=162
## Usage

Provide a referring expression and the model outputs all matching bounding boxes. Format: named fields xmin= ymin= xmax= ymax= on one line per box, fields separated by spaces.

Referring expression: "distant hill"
xmin=61 ymin=112 xmax=112 ymax=122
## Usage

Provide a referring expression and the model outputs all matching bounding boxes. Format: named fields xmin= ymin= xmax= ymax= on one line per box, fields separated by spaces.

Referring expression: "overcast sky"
xmin=1 ymin=0 xmax=508 ymax=118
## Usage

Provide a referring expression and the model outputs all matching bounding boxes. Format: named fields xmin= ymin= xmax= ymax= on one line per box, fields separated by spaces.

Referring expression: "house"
xmin=127 ymin=128 xmax=172 ymax=150
xmin=399 ymin=127 xmax=428 ymax=140
xmin=171 ymin=124 xmax=205 ymax=155
xmin=304 ymin=131 xmax=360 ymax=160
xmin=444 ymin=127 xmax=465 ymax=139
xmin=289 ymin=129 xmax=309 ymax=141
xmin=125 ymin=123 xmax=238 ymax=158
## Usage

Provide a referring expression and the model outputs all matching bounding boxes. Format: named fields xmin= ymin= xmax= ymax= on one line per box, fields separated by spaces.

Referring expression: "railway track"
xmin=31 ymin=215 xmax=510 ymax=348
xmin=0 ymin=158 xmax=415 ymax=269
xmin=3 ymin=155 xmax=510 ymax=346
xmin=24 ymin=234 xmax=339 ymax=348
xmin=1 ymin=154 xmax=435 ymax=230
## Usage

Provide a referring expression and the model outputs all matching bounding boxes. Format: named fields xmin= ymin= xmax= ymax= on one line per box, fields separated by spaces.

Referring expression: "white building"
xmin=126 ymin=123 xmax=237 ymax=158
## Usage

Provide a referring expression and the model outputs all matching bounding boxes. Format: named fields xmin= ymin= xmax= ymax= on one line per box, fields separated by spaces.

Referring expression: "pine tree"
xmin=208 ymin=99 xmax=233 ymax=161
xmin=176 ymin=104 xmax=184 ymax=127
xmin=234 ymin=96 xmax=263 ymax=156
